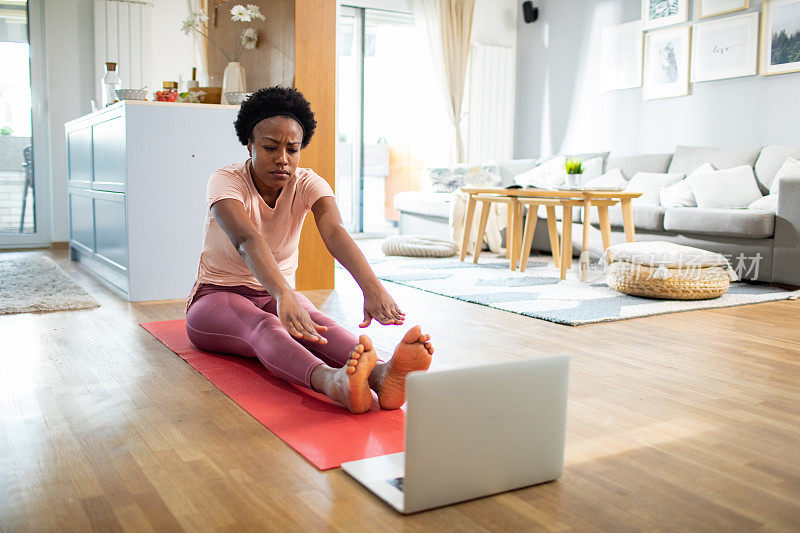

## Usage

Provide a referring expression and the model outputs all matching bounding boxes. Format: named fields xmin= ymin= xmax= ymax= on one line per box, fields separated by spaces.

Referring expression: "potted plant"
xmin=564 ymin=158 xmax=584 ymax=188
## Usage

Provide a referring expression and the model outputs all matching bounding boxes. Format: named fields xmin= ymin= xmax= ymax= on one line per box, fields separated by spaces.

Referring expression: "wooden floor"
xmin=2 ymin=248 xmax=799 ymax=531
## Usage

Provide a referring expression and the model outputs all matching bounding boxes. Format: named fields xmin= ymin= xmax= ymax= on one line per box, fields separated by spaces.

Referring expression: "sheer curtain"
xmin=416 ymin=0 xmax=475 ymax=164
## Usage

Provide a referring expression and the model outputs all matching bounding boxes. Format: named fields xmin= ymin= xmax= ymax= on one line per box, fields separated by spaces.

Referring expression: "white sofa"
xmin=393 ymin=145 xmax=800 ymax=286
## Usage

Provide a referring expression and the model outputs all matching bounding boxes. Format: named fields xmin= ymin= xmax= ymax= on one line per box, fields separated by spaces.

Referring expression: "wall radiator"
xmin=92 ymin=0 xmax=150 ymax=104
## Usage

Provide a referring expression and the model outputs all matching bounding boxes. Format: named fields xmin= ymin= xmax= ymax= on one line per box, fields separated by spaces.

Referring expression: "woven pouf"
xmin=601 ymin=241 xmax=737 ymax=300
xmin=381 ymin=235 xmax=458 ymax=258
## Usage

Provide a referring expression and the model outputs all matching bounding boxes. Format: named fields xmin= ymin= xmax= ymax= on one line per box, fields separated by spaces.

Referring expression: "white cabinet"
xmin=66 ymin=101 xmax=247 ymax=301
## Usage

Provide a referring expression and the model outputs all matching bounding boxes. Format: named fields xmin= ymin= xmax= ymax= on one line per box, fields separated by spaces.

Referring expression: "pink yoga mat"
xmin=140 ymin=319 xmax=405 ymax=470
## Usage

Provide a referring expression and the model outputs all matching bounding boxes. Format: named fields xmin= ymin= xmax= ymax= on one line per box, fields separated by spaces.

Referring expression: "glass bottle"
xmin=101 ymin=62 xmax=121 ymax=107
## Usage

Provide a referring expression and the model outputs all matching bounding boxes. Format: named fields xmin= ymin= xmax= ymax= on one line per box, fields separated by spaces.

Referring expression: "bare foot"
xmin=312 ymin=335 xmax=377 ymax=413
xmin=373 ymin=325 xmax=433 ymax=410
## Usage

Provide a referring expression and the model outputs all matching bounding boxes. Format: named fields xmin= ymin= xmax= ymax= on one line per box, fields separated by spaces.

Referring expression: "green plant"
xmin=0 ymin=126 xmax=13 ymax=135
xmin=565 ymin=158 xmax=584 ymax=174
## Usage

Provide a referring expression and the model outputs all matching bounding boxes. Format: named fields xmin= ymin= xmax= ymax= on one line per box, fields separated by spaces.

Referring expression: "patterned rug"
xmin=0 ymin=254 xmax=100 ymax=315
xmin=362 ymin=254 xmax=800 ymax=326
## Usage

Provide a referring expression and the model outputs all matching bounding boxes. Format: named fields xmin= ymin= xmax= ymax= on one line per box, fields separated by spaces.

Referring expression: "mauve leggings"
xmin=186 ymin=284 xmax=359 ymax=388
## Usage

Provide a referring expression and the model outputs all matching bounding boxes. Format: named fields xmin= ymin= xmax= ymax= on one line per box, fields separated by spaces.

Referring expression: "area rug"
xmin=0 ymin=254 xmax=100 ymax=315
xmin=140 ymin=319 xmax=405 ymax=470
xmin=363 ymin=254 xmax=800 ymax=326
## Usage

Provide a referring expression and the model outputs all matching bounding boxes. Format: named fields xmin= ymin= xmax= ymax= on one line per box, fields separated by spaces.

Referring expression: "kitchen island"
xmin=65 ymin=100 xmax=246 ymax=301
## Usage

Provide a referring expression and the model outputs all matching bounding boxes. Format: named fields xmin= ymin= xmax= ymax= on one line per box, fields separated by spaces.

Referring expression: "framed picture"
xmin=643 ymin=26 xmax=692 ymax=98
xmin=601 ymin=21 xmax=644 ymax=91
xmin=642 ymin=0 xmax=689 ymax=30
xmin=692 ymin=12 xmax=759 ymax=81
xmin=697 ymin=0 xmax=749 ymax=19
xmin=760 ymin=0 xmax=800 ymax=75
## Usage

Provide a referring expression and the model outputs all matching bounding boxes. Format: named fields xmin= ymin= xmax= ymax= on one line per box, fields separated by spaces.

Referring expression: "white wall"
xmin=514 ymin=0 xmax=800 ymax=159
xmin=42 ymin=0 xmax=195 ymax=242
xmin=43 ymin=0 xmax=95 ymax=242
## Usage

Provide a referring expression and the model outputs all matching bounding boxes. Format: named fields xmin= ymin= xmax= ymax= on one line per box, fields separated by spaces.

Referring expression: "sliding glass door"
xmin=337 ymin=5 xmax=451 ymax=234
xmin=0 ymin=0 xmax=48 ymax=247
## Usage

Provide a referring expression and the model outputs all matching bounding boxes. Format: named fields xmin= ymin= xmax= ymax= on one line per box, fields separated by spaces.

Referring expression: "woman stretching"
xmin=186 ymin=86 xmax=433 ymax=413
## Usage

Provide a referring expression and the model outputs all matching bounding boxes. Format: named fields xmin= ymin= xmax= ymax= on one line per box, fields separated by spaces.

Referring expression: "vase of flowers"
xmin=181 ymin=4 xmax=264 ymax=104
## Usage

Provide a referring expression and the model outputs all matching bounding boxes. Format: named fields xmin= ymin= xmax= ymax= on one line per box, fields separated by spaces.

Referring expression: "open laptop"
xmin=341 ymin=355 xmax=569 ymax=514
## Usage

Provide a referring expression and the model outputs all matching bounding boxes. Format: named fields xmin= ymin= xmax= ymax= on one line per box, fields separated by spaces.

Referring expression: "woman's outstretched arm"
xmin=211 ymin=198 xmax=328 ymax=343
xmin=311 ymin=196 xmax=405 ymax=327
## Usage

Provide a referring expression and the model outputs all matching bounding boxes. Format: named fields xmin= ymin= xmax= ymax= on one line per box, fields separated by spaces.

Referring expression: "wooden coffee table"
xmin=459 ymin=187 xmax=643 ymax=280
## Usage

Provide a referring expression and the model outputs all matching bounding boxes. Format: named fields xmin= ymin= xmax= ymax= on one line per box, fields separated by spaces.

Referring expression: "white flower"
xmin=241 ymin=28 xmax=259 ymax=50
xmin=230 ymin=5 xmax=252 ymax=22
xmin=180 ymin=10 xmax=207 ymax=35
xmin=246 ymin=4 xmax=266 ymax=21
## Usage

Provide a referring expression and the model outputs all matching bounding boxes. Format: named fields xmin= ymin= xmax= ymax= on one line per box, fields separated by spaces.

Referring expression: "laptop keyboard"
xmin=388 ymin=476 xmax=404 ymax=492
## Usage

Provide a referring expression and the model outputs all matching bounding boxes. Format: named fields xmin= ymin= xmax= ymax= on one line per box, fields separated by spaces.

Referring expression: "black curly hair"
xmin=233 ymin=86 xmax=317 ymax=148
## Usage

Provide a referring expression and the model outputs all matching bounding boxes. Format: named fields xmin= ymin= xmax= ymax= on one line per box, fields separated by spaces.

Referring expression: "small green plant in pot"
xmin=564 ymin=158 xmax=584 ymax=187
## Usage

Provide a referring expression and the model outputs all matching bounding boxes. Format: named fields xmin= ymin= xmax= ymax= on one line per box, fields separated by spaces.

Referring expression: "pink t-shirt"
xmin=190 ymin=160 xmax=334 ymax=302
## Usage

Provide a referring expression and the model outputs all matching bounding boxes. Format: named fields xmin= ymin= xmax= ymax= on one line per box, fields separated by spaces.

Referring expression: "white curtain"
xmin=416 ymin=0 xmax=475 ymax=164
xmin=188 ymin=0 xmax=208 ymax=85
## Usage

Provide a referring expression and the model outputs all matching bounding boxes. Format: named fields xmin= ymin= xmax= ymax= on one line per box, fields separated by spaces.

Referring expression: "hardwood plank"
xmin=0 ymin=248 xmax=799 ymax=530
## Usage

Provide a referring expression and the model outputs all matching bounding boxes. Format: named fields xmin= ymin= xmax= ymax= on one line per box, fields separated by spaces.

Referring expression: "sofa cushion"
xmin=606 ymin=153 xmax=673 ymax=178
xmin=514 ymin=156 xmax=567 ymax=188
xmin=393 ymin=191 xmax=451 ymax=219
xmin=660 ymin=163 xmax=715 ymax=207
xmin=686 ymin=165 xmax=762 ymax=209
xmin=748 ymin=194 xmax=777 ymax=212
xmin=770 ymin=156 xmax=800 ymax=194
xmin=663 ymin=207 xmax=775 ymax=239
xmin=463 ymin=165 xmax=502 ymax=187
xmin=496 ymin=158 xmax=539 ymax=187
xmin=427 ymin=164 xmax=502 ymax=192
xmin=625 ymin=171 xmax=685 ymax=205
xmin=573 ymin=157 xmax=605 ymax=184
xmin=595 ymin=204 xmax=667 ymax=231
xmin=754 ymin=144 xmax=800 ymax=193
xmin=584 ymin=167 xmax=627 ymax=189
xmin=668 ymin=145 xmax=762 ymax=175
xmin=428 ymin=167 xmax=465 ymax=193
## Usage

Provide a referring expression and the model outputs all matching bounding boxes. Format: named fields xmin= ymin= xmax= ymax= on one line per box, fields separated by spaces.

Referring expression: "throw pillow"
xmin=583 ymin=167 xmax=627 ymax=189
xmin=770 ymin=156 xmax=800 ymax=194
xmin=513 ymin=155 xmax=567 ymax=188
xmin=464 ymin=164 xmax=502 ymax=187
xmin=428 ymin=167 xmax=460 ymax=193
xmin=747 ymin=194 xmax=778 ymax=212
xmin=625 ymin=171 xmax=685 ymax=206
xmin=659 ymin=163 xmax=715 ymax=207
xmin=687 ymin=165 xmax=762 ymax=209
xmin=578 ymin=157 xmax=604 ymax=183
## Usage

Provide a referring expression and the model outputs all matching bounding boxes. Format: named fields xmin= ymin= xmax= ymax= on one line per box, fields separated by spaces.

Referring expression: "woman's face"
xmin=247 ymin=115 xmax=303 ymax=192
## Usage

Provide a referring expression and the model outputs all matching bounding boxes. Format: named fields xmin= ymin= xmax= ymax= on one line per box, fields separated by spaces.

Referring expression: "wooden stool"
xmin=516 ymin=198 xmax=564 ymax=272
xmin=470 ymin=194 xmax=522 ymax=270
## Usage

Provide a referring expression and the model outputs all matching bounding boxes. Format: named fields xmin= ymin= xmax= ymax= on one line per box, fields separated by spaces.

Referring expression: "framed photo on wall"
xmin=644 ymin=26 xmax=692 ymax=98
xmin=642 ymin=0 xmax=689 ymax=30
xmin=601 ymin=20 xmax=644 ymax=91
xmin=760 ymin=0 xmax=800 ymax=75
xmin=692 ymin=12 xmax=759 ymax=81
xmin=697 ymin=0 xmax=749 ymax=19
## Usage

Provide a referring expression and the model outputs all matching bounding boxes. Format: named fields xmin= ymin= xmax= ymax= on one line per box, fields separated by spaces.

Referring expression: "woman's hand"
xmin=360 ymin=286 xmax=405 ymax=327
xmin=276 ymin=290 xmax=328 ymax=343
